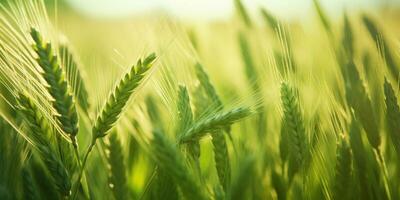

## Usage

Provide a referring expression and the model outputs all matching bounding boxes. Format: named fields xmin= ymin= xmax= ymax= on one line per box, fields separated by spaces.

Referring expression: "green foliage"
xmin=1 ymin=0 xmax=400 ymax=199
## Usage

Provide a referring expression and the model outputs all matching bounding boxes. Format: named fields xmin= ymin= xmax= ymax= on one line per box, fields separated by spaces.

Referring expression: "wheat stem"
xmin=71 ymin=138 xmax=95 ymax=200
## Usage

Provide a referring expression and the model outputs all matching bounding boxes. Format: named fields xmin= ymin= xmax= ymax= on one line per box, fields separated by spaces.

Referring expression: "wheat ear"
xmin=194 ymin=63 xmax=231 ymax=191
xmin=334 ymin=136 xmax=352 ymax=200
xmin=179 ymin=107 xmax=252 ymax=143
xmin=93 ymin=53 xmax=156 ymax=138
xmin=17 ymin=93 xmax=71 ymax=197
xmin=176 ymin=85 xmax=200 ymax=162
xmin=280 ymin=82 xmax=307 ymax=182
xmin=346 ymin=61 xmax=380 ymax=149
xmin=59 ymin=44 xmax=90 ymax=113
xmin=384 ymin=78 xmax=400 ymax=157
xmin=105 ymin=131 xmax=129 ymax=200
xmin=30 ymin=28 xmax=79 ymax=144
xmin=72 ymin=53 xmax=156 ymax=199
xmin=195 ymin=63 xmax=231 ymax=190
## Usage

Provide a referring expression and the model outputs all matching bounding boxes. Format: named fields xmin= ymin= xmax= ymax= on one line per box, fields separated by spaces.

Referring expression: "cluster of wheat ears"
xmin=0 ymin=0 xmax=400 ymax=199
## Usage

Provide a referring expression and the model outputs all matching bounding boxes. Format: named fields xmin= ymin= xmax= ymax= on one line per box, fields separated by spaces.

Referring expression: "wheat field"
xmin=0 ymin=0 xmax=400 ymax=199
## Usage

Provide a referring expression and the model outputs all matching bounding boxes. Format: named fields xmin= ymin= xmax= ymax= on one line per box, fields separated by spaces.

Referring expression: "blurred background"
xmin=23 ymin=0 xmax=398 ymax=110
xmin=62 ymin=0 xmax=400 ymax=21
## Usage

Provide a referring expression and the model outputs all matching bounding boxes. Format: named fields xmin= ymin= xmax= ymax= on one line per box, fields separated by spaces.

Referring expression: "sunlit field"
xmin=1 ymin=0 xmax=400 ymax=199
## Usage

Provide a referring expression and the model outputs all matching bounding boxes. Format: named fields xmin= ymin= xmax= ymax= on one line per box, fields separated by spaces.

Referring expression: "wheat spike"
xmin=211 ymin=130 xmax=231 ymax=190
xmin=384 ymin=78 xmax=400 ymax=156
xmin=313 ymin=0 xmax=332 ymax=36
xmin=179 ymin=107 xmax=252 ymax=143
xmin=22 ymin=164 xmax=39 ymax=200
xmin=30 ymin=28 xmax=79 ymax=141
xmin=105 ymin=132 xmax=129 ymax=200
xmin=280 ymin=82 xmax=307 ymax=181
xmin=234 ymin=0 xmax=252 ymax=27
xmin=148 ymin=168 xmax=179 ymax=200
xmin=16 ymin=93 xmax=71 ymax=197
xmin=346 ymin=61 xmax=380 ymax=149
xmin=279 ymin=117 xmax=290 ymax=164
xmin=194 ymin=63 xmax=231 ymax=189
xmin=238 ymin=32 xmax=258 ymax=89
xmin=176 ymin=85 xmax=194 ymax=135
xmin=59 ymin=44 xmax=90 ymax=113
xmin=334 ymin=136 xmax=352 ymax=200
xmin=93 ymin=53 xmax=156 ymax=138
xmin=342 ymin=14 xmax=354 ymax=61
xmin=194 ymin=63 xmax=223 ymax=108
xmin=176 ymin=85 xmax=201 ymax=162
xmin=362 ymin=15 xmax=399 ymax=81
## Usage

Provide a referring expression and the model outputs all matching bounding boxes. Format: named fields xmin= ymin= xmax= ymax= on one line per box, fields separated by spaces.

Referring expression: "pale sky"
xmin=65 ymin=0 xmax=397 ymax=21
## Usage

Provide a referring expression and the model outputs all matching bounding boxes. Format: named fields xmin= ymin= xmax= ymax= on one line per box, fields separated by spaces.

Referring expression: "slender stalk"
xmin=71 ymin=138 xmax=96 ymax=200
xmin=138 ymin=166 xmax=158 ymax=200
xmin=375 ymin=149 xmax=392 ymax=200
